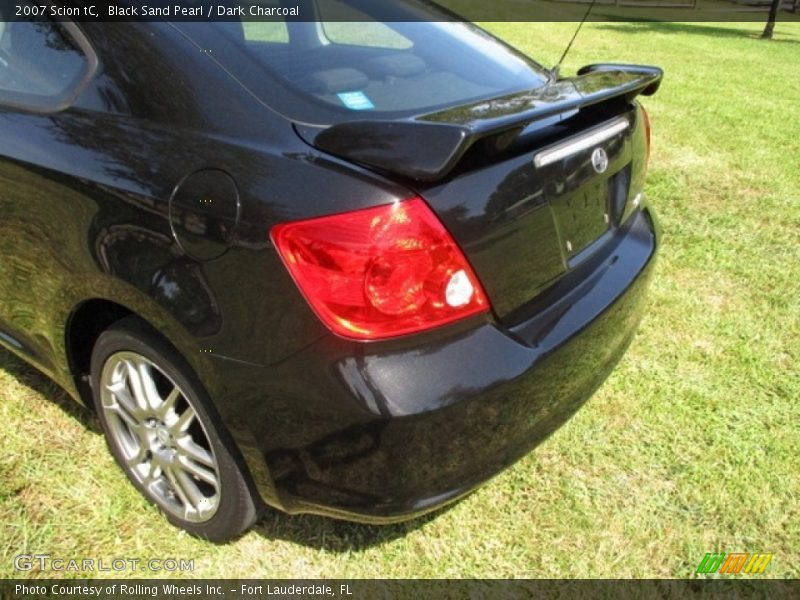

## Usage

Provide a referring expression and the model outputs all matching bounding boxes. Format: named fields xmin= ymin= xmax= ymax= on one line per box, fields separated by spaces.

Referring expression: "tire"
xmin=90 ymin=316 xmax=258 ymax=542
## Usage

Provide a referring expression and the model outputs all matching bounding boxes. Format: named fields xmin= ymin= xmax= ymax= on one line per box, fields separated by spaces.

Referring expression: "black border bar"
xmin=2 ymin=579 xmax=800 ymax=600
xmin=2 ymin=0 xmax=800 ymax=22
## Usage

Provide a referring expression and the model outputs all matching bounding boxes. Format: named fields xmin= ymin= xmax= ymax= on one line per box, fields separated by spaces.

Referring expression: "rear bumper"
xmin=219 ymin=207 xmax=659 ymax=522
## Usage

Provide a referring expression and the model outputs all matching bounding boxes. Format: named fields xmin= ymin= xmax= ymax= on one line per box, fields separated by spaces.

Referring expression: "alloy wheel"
xmin=99 ymin=351 xmax=220 ymax=523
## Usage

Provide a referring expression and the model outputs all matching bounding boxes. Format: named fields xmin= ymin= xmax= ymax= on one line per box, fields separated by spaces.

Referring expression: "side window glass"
xmin=243 ymin=21 xmax=290 ymax=44
xmin=321 ymin=22 xmax=412 ymax=50
xmin=0 ymin=3 xmax=92 ymax=111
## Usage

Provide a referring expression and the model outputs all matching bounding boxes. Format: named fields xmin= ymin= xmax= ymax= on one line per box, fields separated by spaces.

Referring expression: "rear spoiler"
xmin=295 ymin=64 xmax=663 ymax=182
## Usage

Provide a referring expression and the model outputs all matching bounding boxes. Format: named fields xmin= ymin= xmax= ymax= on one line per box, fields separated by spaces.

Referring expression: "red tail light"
xmin=271 ymin=197 xmax=490 ymax=340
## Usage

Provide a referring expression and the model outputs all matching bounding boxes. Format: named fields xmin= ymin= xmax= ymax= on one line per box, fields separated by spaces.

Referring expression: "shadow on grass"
xmin=0 ymin=347 xmax=444 ymax=551
xmin=0 ymin=347 xmax=99 ymax=433
xmin=595 ymin=21 xmax=800 ymax=44
xmin=251 ymin=505 xmax=449 ymax=552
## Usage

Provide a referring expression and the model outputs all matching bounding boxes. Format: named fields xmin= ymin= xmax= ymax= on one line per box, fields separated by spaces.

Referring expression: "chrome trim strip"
xmin=533 ymin=116 xmax=630 ymax=168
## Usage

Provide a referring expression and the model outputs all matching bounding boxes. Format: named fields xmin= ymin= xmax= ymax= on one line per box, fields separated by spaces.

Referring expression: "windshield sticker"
xmin=337 ymin=92 xmax=375 ymax=111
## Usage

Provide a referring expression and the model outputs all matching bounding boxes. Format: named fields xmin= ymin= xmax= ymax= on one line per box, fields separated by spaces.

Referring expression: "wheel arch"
xmin=65 ymin=298 xmax=132 ymax=410
xmin=63 ymin=293 xmax=215 ymax=412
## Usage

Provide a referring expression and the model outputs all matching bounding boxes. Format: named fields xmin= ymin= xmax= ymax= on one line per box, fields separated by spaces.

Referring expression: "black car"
xmin=0 ymin=1 xmax=662 ymax=541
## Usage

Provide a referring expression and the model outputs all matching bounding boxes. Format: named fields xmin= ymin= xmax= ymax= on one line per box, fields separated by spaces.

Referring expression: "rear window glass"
xmin=177 ymin=1 xmax=548 ymax=124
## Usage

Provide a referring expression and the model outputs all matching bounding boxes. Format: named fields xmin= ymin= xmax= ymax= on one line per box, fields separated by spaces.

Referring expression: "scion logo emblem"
xmin=591 ymin=147 xmax=609 ymax=174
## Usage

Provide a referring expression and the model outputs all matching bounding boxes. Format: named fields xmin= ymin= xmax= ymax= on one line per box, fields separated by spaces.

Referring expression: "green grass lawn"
xmin=1 ymin=21 xmax=798 ymax=579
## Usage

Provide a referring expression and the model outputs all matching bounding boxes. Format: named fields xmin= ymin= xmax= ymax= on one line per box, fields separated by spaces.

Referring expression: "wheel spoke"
xmin=106 ymin=399 xmax=141 ymax=431
xmin=165 ymin=464 xmax=205 ymax=512
xmin=170 ymin=405 xmax=196 ymax=434
xmin=143 ymin=457 xmax=162 ymax=485
xmin=105 ymin=380 xmax=143 ymax=420
xmin=158 ymin=387 xmax=180 ymax=420
xmin=163 ymin=464 xmax=193 ymax=510
xmin=122 ymin=359 xmax=149 ymax=412
xmin=123 ymin=435 xmax=148 ymax=467
xmin=137 ymin=361 xmax=164 ymax=411
xmin=177 ymin=437 xmax=215 ymax=469
xmin=177 ymin=455 xmax=217 ymax=487
xmin=175 ymin=468 xmax=206 ymax=509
